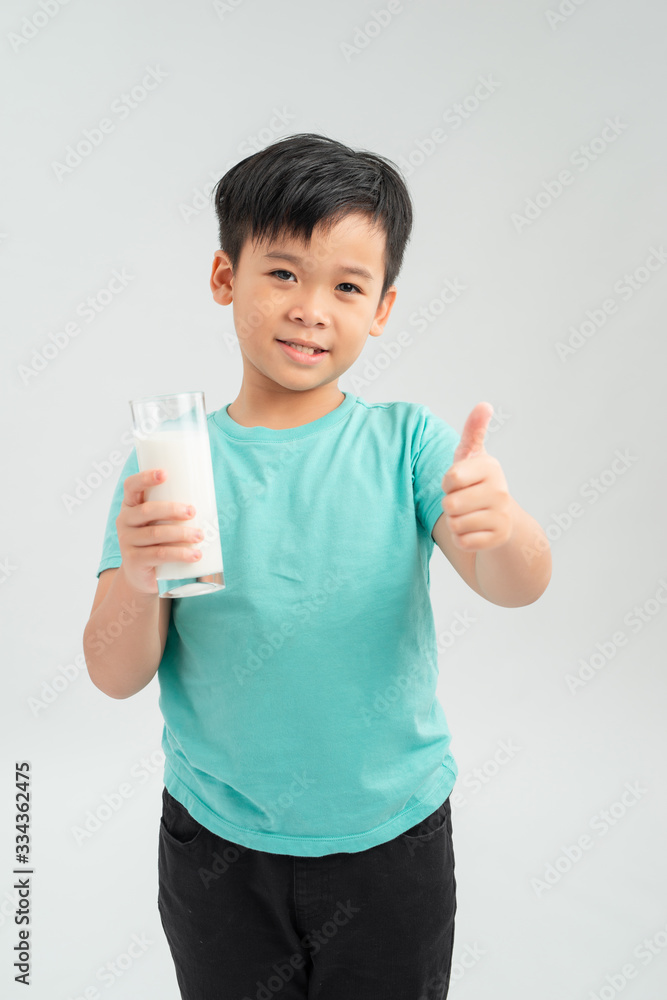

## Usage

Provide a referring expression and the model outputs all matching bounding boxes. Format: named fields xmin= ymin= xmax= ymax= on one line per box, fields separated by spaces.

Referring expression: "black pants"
xmin=158 ymin=786 xmax=457 ymax=999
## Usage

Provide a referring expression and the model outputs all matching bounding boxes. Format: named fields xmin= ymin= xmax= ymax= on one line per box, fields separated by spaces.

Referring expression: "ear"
xmin=210 ymin=250 xmax=234 ymax=305
xmin=369 ymin=286 xmax=397 ymax=337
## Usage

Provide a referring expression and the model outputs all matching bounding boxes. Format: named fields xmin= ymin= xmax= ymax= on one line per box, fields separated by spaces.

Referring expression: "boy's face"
xmin=210 ymin=211 xmax=397 ymax=396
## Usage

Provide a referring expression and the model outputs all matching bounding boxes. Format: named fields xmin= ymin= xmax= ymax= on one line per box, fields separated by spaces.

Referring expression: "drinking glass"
xmin=129 ymin=391 xmax=225 ymax=597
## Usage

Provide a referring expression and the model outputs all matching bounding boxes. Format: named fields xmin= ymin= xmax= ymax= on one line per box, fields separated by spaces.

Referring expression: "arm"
xmin=432 ymin=498 xmax=551 ymax=607
xmin=83 ymin=565 xmax=171 ymax=699
xmin=473 ymin=496 xmax=551 ymax=606
xmin=432 ymin=402 xmax=552 ymax=608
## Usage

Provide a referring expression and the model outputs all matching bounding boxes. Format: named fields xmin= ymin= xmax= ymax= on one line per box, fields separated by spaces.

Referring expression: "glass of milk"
xmin=129 ymin=390 xmax=225 ymax=598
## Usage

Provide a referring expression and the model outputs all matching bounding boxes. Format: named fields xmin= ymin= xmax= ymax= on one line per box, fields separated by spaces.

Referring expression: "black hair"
xmin=211 ymin=132 xmax=413 ymax=304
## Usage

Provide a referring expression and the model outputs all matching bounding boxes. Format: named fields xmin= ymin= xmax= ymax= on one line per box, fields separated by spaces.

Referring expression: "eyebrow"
xmin=262 ymin=251 xmax=375 ymax=282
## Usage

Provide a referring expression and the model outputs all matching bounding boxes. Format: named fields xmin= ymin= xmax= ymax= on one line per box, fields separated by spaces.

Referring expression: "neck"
xmin=227 ymin=383 xmax=345 ymax=429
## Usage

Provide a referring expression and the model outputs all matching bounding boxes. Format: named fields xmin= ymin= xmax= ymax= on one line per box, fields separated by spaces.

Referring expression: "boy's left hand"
xmin=441 ymin=402 xmax=515 ymax=551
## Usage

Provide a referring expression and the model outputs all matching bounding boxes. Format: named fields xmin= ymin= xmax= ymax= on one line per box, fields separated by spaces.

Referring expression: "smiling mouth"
xmin=277 ymin=340 xmax=328 ymax=355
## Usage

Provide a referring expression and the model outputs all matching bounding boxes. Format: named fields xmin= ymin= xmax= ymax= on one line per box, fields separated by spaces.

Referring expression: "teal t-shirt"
xmin=96 ymin=391 xmax=462 ymax=856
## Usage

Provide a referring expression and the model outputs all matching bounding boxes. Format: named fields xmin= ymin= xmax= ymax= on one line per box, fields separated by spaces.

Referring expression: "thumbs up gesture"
xmin=441 ymin=402 xmax=515 ymax=552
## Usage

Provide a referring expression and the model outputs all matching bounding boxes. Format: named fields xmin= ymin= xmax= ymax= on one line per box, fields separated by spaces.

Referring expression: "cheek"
xmin=244 ymin=290 xmax=285 ymax=331
xmin=232 ymin=294 xmax=267 ymax=341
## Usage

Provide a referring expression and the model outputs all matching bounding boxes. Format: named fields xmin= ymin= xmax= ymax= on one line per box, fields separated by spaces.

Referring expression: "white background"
xmin=2 ymin=0 xmax=667 ymax=997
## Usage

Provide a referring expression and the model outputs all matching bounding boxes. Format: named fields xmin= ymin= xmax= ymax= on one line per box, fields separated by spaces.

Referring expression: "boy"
xmin=84 ymin=132 xmax=551 ymax=1000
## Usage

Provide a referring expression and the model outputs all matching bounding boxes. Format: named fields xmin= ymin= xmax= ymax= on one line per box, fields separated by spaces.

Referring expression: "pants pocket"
xmin=159 ymin=786 xmax=206 ymax=848
xmin=400 ymin=796 xmax=451 ymax=841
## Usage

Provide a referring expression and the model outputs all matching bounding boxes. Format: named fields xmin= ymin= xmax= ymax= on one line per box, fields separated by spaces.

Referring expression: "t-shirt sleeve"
xmin=96 ymin=446 xmax=140 ymax=578
xmin=412 ymin=405 xmax=461 ymax=539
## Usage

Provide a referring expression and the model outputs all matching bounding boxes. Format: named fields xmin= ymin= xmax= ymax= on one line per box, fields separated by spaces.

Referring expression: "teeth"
xmin=284 ymin=342 xmax=320 ymax=355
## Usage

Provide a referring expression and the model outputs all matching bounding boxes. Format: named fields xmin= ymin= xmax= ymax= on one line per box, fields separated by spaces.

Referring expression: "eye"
xmin=269 ymin=271 xmax=361 ymax=295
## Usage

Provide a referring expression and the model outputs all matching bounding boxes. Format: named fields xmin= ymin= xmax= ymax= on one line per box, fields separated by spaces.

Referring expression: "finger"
xmin=452 ymin=402 xmax=494 ymax=463
xmin=122 ymin=468 xmax=165 ymax=508
xmin=447 ymin=507 xmax=492 ymax=534
xmin=451 ymin=530 xmax=496 ymax=550
xmin=131 ymin=521 xmax=203 ymax=547
xmin=444 ymin=480 xmax=490 ymax=514
xmin=122 ymin=499 xmax=195 ymax=528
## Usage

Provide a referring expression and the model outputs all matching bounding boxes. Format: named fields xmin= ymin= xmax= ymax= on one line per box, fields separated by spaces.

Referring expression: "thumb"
xmin=452 ymin=402 xmax=494 ymax=463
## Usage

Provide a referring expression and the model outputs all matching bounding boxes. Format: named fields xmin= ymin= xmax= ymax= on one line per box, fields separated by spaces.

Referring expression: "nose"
xmin=287 ymin=290 xmax=330 ymax=328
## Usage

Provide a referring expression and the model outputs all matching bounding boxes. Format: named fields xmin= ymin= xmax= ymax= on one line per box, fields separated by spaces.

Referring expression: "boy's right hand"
xmin=116 ymin=469 xmax=204 ymax=595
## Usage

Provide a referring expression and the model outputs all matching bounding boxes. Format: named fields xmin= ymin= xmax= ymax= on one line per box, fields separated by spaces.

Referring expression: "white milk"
xmin=133 ymin=428 xmax=223 ymax=582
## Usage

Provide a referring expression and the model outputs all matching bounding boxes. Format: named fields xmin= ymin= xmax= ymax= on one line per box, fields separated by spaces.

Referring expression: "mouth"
xmin=276 ymin=339 xmax=329 ymax=364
